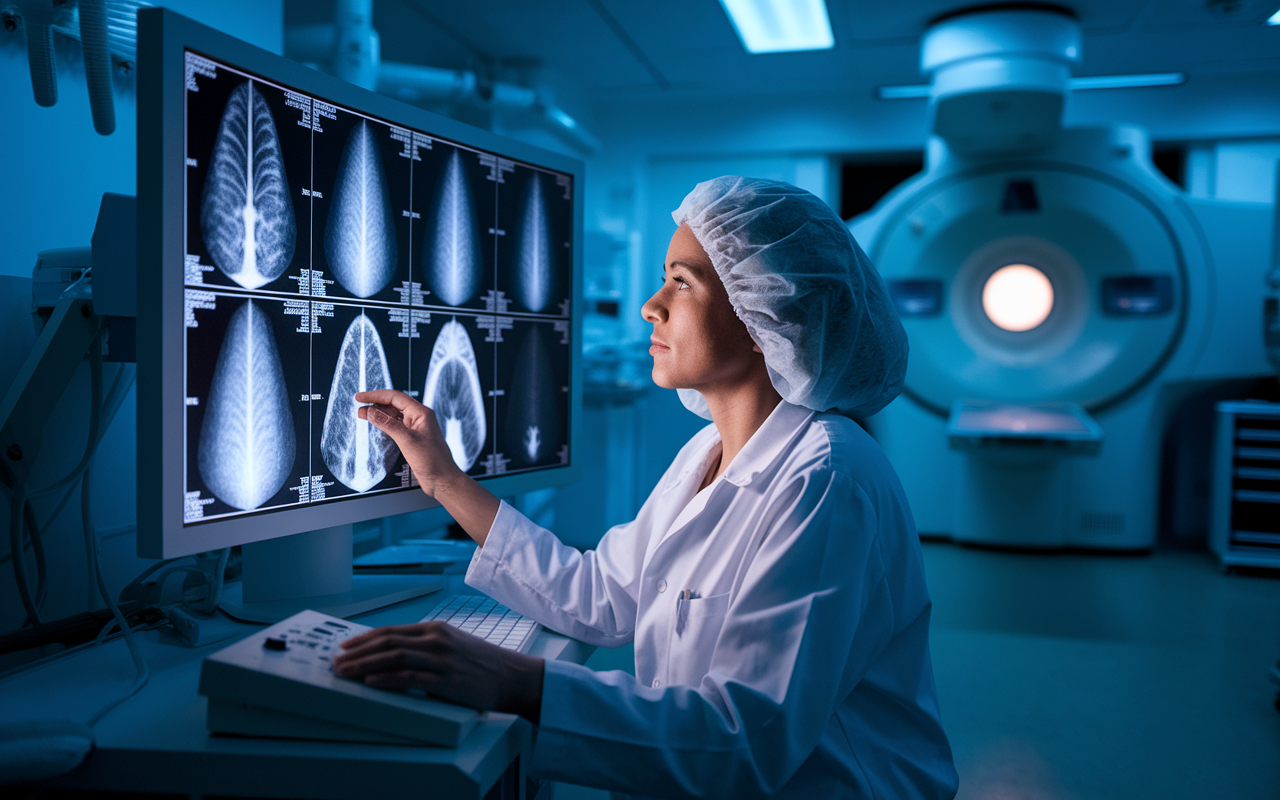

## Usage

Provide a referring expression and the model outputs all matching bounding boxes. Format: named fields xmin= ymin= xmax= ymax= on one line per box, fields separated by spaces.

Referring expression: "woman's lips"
xmin=649 ymin=337 xmax=670 ymax=355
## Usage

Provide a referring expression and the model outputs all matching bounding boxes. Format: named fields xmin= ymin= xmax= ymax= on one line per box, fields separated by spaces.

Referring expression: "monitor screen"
xmin=138 ymin=10 xmax=582 ymax=558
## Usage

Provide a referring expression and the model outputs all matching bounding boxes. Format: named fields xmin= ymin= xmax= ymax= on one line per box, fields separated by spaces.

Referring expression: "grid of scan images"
xmin=181 ymin=51 xmax=573 ymax=525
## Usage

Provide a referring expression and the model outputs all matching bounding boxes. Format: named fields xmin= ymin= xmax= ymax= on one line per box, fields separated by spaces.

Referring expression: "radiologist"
xmin=332 ymin=176 xmax=958 ymax=799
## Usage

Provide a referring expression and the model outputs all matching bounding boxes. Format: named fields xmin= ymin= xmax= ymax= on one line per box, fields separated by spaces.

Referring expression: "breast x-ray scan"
xmin=182 ymin=52 xmax=573 ymax=525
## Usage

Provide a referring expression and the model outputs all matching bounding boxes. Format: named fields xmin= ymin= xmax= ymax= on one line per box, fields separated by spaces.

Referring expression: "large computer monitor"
xmin=135 ymin=9 xmax=582 ymax=617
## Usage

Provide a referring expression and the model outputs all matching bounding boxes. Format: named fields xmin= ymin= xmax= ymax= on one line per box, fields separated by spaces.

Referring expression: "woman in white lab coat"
xmin=333 ymin=177 xmax=958 ymax=799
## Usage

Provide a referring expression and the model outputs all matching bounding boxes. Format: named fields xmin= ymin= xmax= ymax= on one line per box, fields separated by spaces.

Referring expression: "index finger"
xmin=354 ymin=390 xmax=420 ymax=413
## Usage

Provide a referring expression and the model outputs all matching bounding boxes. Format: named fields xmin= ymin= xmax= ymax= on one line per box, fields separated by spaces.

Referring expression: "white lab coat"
xmin=466 ymin=400 xmax=957 ymax=799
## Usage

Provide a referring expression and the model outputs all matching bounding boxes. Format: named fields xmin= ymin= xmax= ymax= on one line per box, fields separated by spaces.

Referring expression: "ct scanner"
xmin=850 ymin=6 xmax=1277 ymax=550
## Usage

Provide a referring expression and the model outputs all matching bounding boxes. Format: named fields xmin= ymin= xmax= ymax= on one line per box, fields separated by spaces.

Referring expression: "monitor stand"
xmin=219 ymin=524 xmax=443 ymax=624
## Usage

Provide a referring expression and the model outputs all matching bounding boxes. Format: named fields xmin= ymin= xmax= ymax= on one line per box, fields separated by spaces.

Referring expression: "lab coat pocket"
xmin=675 ymin=592 xmax=731 ymax=636
xmin=671 ymin=592 xmax=731 ymax=686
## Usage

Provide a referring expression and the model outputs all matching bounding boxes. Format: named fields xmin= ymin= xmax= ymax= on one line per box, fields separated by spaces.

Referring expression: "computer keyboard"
xmin=421 ymin=595 xmax=541 ymax=653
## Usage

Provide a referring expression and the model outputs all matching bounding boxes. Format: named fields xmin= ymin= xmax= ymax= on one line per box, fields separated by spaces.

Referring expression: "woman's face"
xmin=642 ymin=223 xmax=760 ymax=391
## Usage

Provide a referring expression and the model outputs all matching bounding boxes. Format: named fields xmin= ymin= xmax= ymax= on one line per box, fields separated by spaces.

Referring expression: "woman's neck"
xmin=700 ymin=369 xmax=783 ymax=484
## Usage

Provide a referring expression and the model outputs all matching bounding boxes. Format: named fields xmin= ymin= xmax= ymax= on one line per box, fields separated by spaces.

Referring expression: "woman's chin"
xmin=650 ymin=369 xmax=678 ymax=390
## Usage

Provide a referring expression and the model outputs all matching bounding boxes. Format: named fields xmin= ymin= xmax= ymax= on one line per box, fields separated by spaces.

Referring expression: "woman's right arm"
xmin=465 ymin=501 xmax=647 ymax=646
xmin=355 ymin=389 xmax=500 ymax=545
xmin=355 ymin=389 xmax=646 ymax=643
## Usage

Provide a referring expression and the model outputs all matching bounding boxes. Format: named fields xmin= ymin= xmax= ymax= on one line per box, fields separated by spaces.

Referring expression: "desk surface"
xmin=0 ymin=577 xmax=594 ymax=799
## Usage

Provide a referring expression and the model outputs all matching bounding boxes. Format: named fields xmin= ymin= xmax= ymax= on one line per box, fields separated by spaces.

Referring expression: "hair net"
xmin=671 ymin=176 xmax=907 ymax=420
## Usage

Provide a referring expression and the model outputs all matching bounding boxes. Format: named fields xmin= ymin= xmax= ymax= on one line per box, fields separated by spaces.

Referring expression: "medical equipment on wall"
xmin=849 ymin=6 xmax=1276 ymax=549
xmin=1 ymin=0 xmax=131 ymax=135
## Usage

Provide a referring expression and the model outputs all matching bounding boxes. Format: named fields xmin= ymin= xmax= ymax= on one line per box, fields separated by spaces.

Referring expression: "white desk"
xmin=0 ymin=577 xmax=594 ymax=799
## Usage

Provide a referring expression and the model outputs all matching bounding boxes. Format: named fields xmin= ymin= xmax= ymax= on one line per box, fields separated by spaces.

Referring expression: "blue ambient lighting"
xmin=877 ymin=72 xmax=1186 ymax=99
xmin=719 ymin=0 xmax=835 ymax=54
xmin=1268 ymin=7 xmax=1280 ymax=24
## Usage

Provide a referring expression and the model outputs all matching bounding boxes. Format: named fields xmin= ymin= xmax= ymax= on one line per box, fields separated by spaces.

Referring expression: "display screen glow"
xmin=982 ymin=264 xmax=1054 ymax=332
xmin=181 ymin=50 xmax=574 ymax=527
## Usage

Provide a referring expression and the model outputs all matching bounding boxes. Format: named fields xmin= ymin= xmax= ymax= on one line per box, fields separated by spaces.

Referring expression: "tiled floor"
xmin=553 ymin=543 xmax=1280 ymax=799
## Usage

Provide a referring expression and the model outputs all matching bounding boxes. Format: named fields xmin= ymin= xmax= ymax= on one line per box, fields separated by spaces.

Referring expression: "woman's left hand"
xmin=331 ymin=622 xmax=545 ymax=722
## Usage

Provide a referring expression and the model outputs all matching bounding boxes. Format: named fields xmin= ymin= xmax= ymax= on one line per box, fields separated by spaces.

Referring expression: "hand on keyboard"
xmin=332 ymin=619 xmax=546 ymax=723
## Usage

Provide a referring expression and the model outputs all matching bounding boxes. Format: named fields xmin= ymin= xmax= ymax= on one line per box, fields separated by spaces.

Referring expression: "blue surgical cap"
xmin=671 ymin=176 xmax=908 ymax=419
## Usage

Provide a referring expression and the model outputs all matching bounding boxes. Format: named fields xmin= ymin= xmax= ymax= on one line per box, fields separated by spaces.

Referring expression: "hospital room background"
xmin=1 ymin=0 xmax=1279 ymax=797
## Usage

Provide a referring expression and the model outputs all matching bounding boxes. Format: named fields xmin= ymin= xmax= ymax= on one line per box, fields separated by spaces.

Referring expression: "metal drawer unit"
xmin=1210 ymin=401 xmax=1280 ymax=569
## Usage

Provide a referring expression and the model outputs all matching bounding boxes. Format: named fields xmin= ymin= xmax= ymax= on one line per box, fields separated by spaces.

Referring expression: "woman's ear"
xmin=752 ymin=343 xmax=763 ymax=353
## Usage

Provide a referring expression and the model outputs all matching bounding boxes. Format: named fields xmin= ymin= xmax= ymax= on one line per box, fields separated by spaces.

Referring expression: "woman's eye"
xmin=674 ymin=277 xmax=689 ymax=290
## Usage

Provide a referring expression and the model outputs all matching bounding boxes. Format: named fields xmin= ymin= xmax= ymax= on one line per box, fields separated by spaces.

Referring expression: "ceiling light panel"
xmin=719 ymin=0 xmax=835 ymax=54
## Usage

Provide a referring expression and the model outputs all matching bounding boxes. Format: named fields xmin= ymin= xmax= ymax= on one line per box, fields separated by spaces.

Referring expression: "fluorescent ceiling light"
xmin=876 ymin=72 xmax=1186 ymax=100
xmin=1070 ymin=72 xmax=1186 ymax=90
xmin=1267 ymin=7 xmax=1280 ymax=24
xmin=719 ymin=0 xmax=835 ymax=54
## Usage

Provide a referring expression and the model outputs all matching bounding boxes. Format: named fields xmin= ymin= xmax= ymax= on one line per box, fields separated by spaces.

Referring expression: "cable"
xmin=0 ymin=359 xmax=136 ymax=624
xmin=93 ymin=616 xmax=166 ymax=649
xmin=194 ymin=549 xmax=230 ymax=614
xmin=26 ymin=342 xmax=111 ymax=503
xmin=0 ymin=474 xmax=81 ymax=569
xmin=9 ymin=476 xmax=39 ymax=626
xmin=28 ymin=500 xmax=47 ymax=612
xmin=94 ymin=616 xmax=120 ymax=647
xmin=0 ymin=492 xmax=47 ymax=611
xmin=0 ymin=350 xmax=133 ymax=569
xmin=81 ymin=343 xmax=148 ymax=727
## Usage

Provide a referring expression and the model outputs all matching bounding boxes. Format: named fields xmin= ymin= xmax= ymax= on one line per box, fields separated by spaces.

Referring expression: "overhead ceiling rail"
xmin=284 ymin=0 xmax=600 ymax=155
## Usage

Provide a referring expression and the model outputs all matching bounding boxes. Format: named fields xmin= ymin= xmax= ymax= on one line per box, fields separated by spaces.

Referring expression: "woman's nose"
xmin=641 ymin=291 xmax=666 ymax=323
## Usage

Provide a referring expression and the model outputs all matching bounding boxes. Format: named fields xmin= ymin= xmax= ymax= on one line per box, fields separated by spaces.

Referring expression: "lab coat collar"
xmin=721 ymin=401 xmax=815 ymax=487
xmin=665 ymin=401 xmax=815 ymax=494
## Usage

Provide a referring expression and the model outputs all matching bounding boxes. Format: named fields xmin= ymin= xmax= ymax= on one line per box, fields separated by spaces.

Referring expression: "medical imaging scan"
xmin=198 ymin=80 xmax=297 ymax=290
xmin=426 ymin=149 xmax=482 ymax=307
xmin=197 ymin=298 xmax=297 ymax=508
xmin=498 ymin=165 xmax=573 ymax=315
xmin=185 ymin=293 xmax=311 ymax=521
xmin=501 ymin=322 xmax=569 ymax=468
xmin=324 ymin=119 xmax=399 ymax=299
xmin=423 ymin=319 xmax=489 ymax=471
xmin=181 ymin=51 xmax=573 ymax=525
xmin=320 ymin=313 xmax=400 ymax=492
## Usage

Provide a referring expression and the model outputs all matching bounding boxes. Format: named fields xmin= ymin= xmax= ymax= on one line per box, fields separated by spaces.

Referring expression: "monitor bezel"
xmin=137 ymin=8 xmax=585 ymax=559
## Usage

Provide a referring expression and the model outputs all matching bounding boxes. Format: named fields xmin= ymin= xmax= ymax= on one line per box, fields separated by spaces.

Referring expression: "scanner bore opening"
xmin=982 ymin=263 xmax=1054 ymax=332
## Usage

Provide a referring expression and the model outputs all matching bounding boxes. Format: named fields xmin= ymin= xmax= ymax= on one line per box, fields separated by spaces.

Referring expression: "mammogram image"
xmin=321 ymin=313 xmax=400 ymax=492
xmin=517 ymin=172 xmax=552 ymax=313
xmin=426 ymin=149 xmax=481 ymax=307
xmin=423 ymin=320 xmax=487 ymax=471
xmin=197 ymin=299 xmax=297 ymax=510
xmin=324 ymin=119 xmax=398 ymax=299
xmin=199 ymin=80 xmax=296 ymax=291
xmin=504 ymin=324 xmax=561 ymax=467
